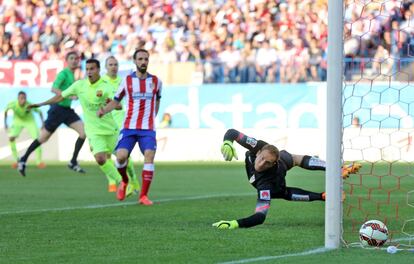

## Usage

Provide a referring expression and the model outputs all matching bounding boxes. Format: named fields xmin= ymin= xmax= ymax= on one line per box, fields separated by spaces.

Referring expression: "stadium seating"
xmin=1 ymin=0 xmax=414 ymax=83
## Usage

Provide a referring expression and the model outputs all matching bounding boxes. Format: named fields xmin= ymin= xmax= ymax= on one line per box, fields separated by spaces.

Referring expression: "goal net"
xmin=341 ymin=0 xmax=414 ymax=247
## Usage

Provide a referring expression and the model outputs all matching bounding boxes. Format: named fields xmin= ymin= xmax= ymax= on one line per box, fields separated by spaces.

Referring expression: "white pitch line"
xmin=217 ymin=237 xmax=413 ymax=264
xmin=0 ymin=193 xmax=252 ymax=216
xmin=217 ymin=247 xmax=331 ymax=264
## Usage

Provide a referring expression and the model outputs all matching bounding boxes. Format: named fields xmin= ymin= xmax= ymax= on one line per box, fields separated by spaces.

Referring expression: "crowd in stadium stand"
xmin=1 ymin=0 xmax=413 ymax=83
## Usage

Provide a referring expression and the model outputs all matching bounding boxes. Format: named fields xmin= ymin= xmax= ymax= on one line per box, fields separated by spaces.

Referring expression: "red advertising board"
xmin=0 ymin=60 xmax=65 ymax=87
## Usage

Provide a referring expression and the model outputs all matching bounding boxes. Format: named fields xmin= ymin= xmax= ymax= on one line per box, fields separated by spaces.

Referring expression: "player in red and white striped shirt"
xmin=115 ymin=66 xmax=162 ymax=130
xmin=98 ymin=49 xmax=162 ymax=205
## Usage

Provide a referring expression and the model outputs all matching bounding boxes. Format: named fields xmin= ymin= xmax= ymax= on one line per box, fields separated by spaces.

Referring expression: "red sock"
xmin=116 ymin=163 xmax=129 ymax=183
xmin=140 ymin=168 xmax=153 ymax=197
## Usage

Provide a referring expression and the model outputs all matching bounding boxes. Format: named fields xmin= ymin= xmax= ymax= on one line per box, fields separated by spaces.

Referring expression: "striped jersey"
xmin=114 ymin=71 xmax=162 ymax=130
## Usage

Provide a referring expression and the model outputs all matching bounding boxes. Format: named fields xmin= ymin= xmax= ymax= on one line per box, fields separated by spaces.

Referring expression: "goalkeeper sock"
xmin=140 ymin=163 xmax=154 ymax=197
xmin=300 ymin=155 xmax=326 ymax=170
xmin=20 ymin=139 xmax=41 ymax=162
xmin=100 ymin=160 xmax=122 ymax=184
xmin=286 ymin=187 xmax=323 ymax=201
xmin=9 ymin=140 xmax=18 ymax=161
xmin=115 ymin=160 xmax=129 ymax=183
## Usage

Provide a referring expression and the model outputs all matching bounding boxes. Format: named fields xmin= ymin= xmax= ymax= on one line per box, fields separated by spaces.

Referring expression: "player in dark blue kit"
xmin=212 ymin=129 xmax=361 ymax=229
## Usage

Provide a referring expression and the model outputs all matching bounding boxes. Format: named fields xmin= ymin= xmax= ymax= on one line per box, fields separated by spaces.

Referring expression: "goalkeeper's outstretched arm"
xmin=237 ymin=199 xmax=270 ymax=228
xmin=221 ymin=129 xmax=268 ymax=161
xmin=223 ymin=129 xmax=267 ymax=153
xmin=212 ymin=199 xmax=270 ymax=229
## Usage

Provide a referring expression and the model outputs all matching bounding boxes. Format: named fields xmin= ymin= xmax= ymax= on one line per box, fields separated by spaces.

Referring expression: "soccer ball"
xmin=359 ymin=220 xmax=388 ymax=247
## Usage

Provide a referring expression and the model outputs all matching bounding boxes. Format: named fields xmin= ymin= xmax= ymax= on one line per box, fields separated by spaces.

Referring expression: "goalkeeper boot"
xmin=138 ymin=195 xmax=153 ymax=206
xmin=11 ymin=162 xmax=18 ymax=169
xmin=342 ymin=163 xmax=362 ymax=179
xmin=322 ymin=191 xmax=346 ymax=202
xmin=348 ymin=163 xmax=362 ymax=174
xmin=116 ymin=181 xmax=128 ymax=201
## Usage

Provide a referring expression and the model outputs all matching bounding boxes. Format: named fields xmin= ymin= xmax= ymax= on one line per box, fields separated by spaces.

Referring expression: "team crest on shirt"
xmin=96 ymin=90 xmax=103 ymax=97
xmin=246 ymin=137 xmax=257 ymax=148
xmin=259 ymin=190 xmax=271 ymax=200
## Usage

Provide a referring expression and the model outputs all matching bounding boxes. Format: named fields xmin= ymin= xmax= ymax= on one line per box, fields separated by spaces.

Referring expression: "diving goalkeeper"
xmin=212 ymin=129 xmax=361 ymax=229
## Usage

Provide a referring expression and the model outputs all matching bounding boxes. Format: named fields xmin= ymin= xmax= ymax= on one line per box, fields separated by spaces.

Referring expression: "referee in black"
xmin=18 ymin=51 xmax=86 ymax=176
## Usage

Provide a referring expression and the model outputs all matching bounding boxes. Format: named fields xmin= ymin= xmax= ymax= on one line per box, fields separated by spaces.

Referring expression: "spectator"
xmin=308 ymin=38 xmax=323 ymax=81
xmin=31 ymin=41 xmax=47 ymax=62
xmin=291 ymin=38 xmax=309 ymax=83
xmin=373 ymin=45 xmax=392 ymax=75
xmin=352 ymin=116 xmax=361 ymax=128
xmin=39 ymin=25 xmax=58 ymax=50
xmin=158 ymin=41 xmax=178 ymax=63
xmin=11 ymin=44 xmax=27 ymax=60
xmin=46 ymin=45 xmax=60 ymax=60
xmin=1 ymin=43 xmax=13 ymax=59
xmin=159 ymin=113 xmax=172 ymax=128
xmin=2 ymin=0 xmax=414 ymax=84
xmin=218 ymin=43 xmax=241 ymax=83
xmin=92 ymin=36 xmax=112 ymax=61
xmin=255 ymin=40 xmax=278 ymax=82
xmin=239 ymin=42 xmax=257 ymax=83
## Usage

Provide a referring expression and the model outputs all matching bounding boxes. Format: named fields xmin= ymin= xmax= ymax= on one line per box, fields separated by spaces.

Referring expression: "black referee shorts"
xmin=44 ymin=104 xmax=82 ymax=133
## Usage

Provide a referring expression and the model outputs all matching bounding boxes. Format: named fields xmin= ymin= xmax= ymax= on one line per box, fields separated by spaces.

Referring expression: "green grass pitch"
xmin=0 ymin=162 xmax=413 ymax=263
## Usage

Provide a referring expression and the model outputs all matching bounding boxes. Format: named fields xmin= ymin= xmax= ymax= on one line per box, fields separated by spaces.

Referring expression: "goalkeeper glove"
xmin=212 ymin=220 xmax=239 ymax=229
xmin=341 ymin=162 xmax=362 ymax=179
xmin=221 ymin=140 xmax=238 ymax=161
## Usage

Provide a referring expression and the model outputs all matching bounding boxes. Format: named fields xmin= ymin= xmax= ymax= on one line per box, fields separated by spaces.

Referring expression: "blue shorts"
xmin=44 ymin=104 xmax=81 ymax=133
xmin=116 ymin=129 xmax=157 ymax=154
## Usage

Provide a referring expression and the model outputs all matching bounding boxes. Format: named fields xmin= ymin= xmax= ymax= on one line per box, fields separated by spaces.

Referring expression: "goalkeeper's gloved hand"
xmin=212 ymin=220 xmax=239 ymax=229
xmin=221 ymin=140 xmax=238 ymax=161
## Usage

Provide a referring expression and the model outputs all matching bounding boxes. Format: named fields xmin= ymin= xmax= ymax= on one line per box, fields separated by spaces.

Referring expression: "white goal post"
xmin=325 ymin=0 xmax=344 ymax=249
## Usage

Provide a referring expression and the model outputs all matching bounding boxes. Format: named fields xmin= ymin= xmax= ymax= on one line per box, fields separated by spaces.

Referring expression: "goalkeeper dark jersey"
xmin=224 ymin=129 xmax=294 ymax=199
xmin=223 ymin=129 xmax=324 ymax=228
xmin=245 ymin=146 xmax=294 ymax=199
